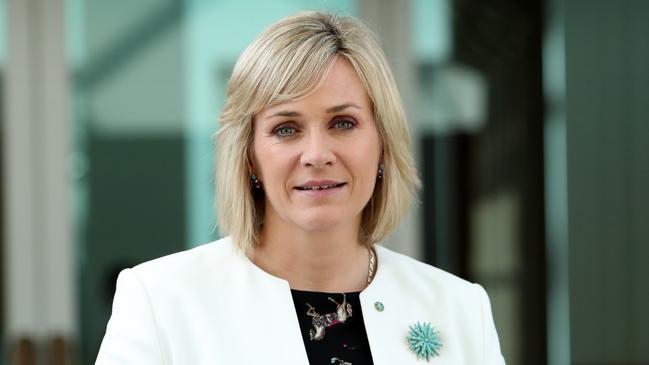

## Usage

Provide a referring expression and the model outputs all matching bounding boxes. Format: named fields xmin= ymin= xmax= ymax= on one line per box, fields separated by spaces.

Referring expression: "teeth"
xmin=300 ymin=184 xmax=340 ymax=190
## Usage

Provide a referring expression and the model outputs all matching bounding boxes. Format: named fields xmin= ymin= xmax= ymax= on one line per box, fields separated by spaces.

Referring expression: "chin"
xmin=295 ymin=217 xmax=342 ymax=232
xmin=293 ymin=209 xmax=350 ymax=232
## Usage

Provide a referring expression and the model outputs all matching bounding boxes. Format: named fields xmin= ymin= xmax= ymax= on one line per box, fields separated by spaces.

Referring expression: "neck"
xmin=251 ymin=214 xmax=370 ymax=292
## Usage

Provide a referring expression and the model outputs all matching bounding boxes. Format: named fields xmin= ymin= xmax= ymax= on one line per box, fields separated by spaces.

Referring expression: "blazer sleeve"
xmin=474 ymin=283 xmax=506 ymax=364
xmin=95 ymin=269 xmax=165 ymax=365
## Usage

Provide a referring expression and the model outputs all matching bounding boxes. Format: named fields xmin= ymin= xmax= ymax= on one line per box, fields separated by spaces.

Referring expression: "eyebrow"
xmin=267 ymin=103 xmax=362 ymax=119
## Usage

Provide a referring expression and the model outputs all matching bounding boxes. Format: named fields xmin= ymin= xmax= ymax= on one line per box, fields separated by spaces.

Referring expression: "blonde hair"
xmin=215 ymin=11 xmax=420 ymax=255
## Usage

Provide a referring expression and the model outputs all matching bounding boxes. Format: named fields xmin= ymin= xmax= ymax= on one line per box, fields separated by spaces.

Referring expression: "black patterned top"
xmin=291 ymin=289 xmax=375 ymax=365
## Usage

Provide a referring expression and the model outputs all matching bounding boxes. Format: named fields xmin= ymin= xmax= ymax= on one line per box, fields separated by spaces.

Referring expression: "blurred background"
xmin=1 ymin=0 xmax=648 ymax=364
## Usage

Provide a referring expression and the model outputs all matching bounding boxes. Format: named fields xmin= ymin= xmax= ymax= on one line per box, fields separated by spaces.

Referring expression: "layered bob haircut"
xmin=215 ymin=11 xmax=420 ymax=255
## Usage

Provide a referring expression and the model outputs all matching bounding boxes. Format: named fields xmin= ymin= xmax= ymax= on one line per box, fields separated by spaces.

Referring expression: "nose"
xmin=300 ymin=130 xmax=336 ymax=168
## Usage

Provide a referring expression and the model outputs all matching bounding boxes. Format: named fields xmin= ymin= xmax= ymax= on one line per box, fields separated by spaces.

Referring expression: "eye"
xmin=273 ymin=125 xmax=297 ymax=138
xmin=334 ymin=119 xmax=356 ymax=130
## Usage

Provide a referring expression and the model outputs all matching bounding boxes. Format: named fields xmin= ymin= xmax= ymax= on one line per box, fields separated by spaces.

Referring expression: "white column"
xmin=3 ymin=0 xmax=75 ymax=347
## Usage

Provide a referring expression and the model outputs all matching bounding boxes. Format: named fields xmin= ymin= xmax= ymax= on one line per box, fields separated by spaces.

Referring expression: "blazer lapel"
xmin=222 ymin=240 xmax=311 ymax=364
xmin=360 ymin=246 xmax=457 ymax=365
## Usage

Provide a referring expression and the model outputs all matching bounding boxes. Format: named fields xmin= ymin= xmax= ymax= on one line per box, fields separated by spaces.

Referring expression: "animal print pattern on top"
xmin=291 ymin=290 xmax=374 ymax=365
xmin=306 ymin=293 xmax=353 ymax=340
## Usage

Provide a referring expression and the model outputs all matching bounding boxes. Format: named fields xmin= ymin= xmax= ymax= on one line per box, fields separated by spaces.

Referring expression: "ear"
xmin=247 ymin=148 xmax=260 ymax=179
xmin=247 ymin=118 xmax=261 ymax=176
xmin=247 ymin=159 xmax=256 ymax=176
xmin=246 ymin=140 xmax=255 ymax=168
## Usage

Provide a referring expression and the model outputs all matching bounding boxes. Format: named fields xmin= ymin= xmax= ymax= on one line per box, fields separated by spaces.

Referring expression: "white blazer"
xmin=96 ymin=236 xmax=505 ymax=364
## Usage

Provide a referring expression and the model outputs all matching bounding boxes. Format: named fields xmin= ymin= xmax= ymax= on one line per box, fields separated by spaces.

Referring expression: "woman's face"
xmin=251 ymin=57 xmax=382 ymax=234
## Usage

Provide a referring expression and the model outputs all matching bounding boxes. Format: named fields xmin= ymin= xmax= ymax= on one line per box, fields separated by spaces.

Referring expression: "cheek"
xmin=361 ymin=132 xmax=382 ymax=166
xmin=253 ymin=144 xmax=291 ymax=188
xmin=250 ymin=136 xmax=272 ymax=179
xmin=352 ymin=148 xmax=380 ymax=184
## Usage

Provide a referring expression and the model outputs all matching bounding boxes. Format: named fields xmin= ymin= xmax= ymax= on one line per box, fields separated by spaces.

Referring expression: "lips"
xmin=294 ymin=180 xmax=346 ymax=190
xmin=295 ymin=183 xmax=346 ymax=190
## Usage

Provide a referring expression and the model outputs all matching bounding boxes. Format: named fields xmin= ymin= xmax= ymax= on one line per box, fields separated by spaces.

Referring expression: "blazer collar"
xmin=222 ymin=237 xmax=407 ymax=365
xmin=227 ymin=236 xmax=393 ymax=294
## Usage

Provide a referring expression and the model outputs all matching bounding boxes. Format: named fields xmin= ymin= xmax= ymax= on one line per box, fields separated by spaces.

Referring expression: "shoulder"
xmin=374 ymin=245 xmax=480 ymax=301
xmin=369 ymin=246 xmax=505 ymax=364
xmin=128 ymin=236 xmax=239 ymax=288
xmin=375 ymin=244 xmax=474 ymax=287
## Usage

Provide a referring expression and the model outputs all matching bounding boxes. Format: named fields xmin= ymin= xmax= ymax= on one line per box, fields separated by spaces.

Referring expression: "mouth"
xmin=294 ymin=182 xmax=347 ymax=191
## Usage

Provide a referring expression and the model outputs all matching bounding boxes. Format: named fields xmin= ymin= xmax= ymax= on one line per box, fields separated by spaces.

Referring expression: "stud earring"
xmin=377 ymin=163 xmax=384 ymax=180
xmin=250 ymin=173 xmax=262 ymax=189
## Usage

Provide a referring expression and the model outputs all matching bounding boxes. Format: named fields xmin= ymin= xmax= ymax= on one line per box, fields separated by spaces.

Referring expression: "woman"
xmin=96 ymin=11 xmax=505 ymax=365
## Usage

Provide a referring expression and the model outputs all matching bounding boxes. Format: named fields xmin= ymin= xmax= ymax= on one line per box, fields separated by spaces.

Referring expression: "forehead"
xmin=256 ymin=57 xmax=371 ymax=119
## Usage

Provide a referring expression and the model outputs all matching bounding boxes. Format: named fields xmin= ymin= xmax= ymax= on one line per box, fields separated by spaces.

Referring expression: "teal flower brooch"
xmin=406 ymin=322 xmax=442 ymax=361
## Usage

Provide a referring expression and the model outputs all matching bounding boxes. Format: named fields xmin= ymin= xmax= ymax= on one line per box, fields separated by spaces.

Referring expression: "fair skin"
xmin=250 ymin=57 xmax=382 ymax=292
